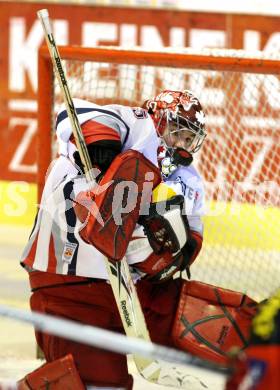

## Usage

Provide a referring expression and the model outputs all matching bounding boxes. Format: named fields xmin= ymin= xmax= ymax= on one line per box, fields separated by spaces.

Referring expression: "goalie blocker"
xmin=74 ymin=149 xmax=161 ymax=260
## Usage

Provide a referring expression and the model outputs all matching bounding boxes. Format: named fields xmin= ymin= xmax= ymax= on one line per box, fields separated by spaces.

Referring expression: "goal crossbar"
xmin=39 ymin=45 xmax=280 ymax=74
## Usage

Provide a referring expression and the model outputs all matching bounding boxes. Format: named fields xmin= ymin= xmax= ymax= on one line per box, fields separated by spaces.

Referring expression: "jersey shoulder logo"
xmin=132 ymin=107 xmax=148 ymax=119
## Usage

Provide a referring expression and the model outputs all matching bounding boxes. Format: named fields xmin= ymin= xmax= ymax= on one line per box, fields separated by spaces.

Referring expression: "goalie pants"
xmin=29 ymin=271 xmax=182 ymax=389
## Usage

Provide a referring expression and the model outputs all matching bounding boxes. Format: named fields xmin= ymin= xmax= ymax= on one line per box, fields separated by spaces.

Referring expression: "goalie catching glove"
xmin=132 ymin=192 xmax=189 ymax=283
xmin=138 ymin=194 xmax=189 ymax=254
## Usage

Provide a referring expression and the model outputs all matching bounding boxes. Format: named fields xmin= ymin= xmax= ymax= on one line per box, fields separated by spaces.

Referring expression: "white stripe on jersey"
xmin=33 ymin=201 xmax=53 ymax=271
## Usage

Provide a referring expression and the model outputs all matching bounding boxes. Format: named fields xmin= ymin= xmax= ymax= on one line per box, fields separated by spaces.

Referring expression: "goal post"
xmin=37 ymin=45 xmax=280 ymax=302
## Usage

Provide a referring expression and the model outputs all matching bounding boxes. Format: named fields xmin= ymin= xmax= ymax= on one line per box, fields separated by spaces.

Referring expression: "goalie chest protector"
xmin=172 ymin=280 xmax=258 ymax=365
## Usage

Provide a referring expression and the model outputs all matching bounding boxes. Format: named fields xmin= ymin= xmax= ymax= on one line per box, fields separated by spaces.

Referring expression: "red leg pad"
xmin=172 ymin=280 xmax=258 ymax=365
xmin=17 ymin=354 xmax=85 ymax=389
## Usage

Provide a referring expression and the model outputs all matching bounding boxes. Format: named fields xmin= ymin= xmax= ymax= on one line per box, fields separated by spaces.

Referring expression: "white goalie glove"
xmin=128 ymin=194 xmax=189 ymax=283
xmin=138 ymin=194 xmax=188 ymax=254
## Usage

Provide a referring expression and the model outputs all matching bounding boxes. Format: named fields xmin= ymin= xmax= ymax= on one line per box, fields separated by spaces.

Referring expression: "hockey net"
xmin=38 ymin=46 xmax=280 ymax=302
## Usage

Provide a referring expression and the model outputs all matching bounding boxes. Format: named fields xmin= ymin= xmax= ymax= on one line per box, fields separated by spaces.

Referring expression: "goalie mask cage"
xmin=38 ymin=46 xmax=280 ymax=302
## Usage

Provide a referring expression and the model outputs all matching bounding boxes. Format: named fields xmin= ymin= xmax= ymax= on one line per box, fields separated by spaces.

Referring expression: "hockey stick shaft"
xmin=37 ymin=9 xmax=94 ymax=184
xmin=108 ymin=260 xmax=162 ymax=381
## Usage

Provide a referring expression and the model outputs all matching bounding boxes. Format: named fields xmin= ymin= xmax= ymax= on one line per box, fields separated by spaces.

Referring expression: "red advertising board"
xmin=1 ymin=1 xmax=280 ymax=182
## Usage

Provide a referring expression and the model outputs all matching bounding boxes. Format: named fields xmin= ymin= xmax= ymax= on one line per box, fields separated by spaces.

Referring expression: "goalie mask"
xmin=145 ymin=90 xmax=207 ymax=165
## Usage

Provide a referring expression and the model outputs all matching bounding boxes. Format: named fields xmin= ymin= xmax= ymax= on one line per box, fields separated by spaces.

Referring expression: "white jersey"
xmin=163 ymin=164 xmax=205 ymax=236
xmin=21 ymin=99 xmax=160 ymax=279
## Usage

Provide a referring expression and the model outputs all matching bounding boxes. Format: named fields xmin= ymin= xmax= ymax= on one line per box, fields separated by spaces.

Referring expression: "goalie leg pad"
xmin=79 ymin=150 xmax=161 ymax=260
xmin=17 ymin=354 xmax=85 ymax=389
xmin=171 ymin=280 xmax=258 ymax=365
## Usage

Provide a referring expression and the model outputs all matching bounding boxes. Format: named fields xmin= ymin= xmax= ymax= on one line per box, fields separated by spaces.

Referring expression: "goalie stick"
xmin=37 ymin=9 xmax=213 ymax=388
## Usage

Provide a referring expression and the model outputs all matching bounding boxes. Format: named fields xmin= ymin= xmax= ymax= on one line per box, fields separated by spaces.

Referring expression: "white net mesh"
xmin=51 ymin=48 xmax=280 ymax=301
